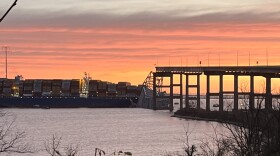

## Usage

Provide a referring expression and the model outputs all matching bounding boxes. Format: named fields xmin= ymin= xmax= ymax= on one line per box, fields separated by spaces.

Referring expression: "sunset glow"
xmin=1 ymin=0 xmax=280 ymax=86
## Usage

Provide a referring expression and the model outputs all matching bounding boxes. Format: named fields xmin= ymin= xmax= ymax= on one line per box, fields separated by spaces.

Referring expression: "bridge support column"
xmin=180 ymin=73 xmax=183 ymax=110
xmin=197 ymin=74 xmax=200 ymax=109
xmin=185 ymin=74 xmax=189 ymax=109
xmin=152 ymin=72 xmax=157 ymax=110
xmin=170 ymin=74 xmax=174 ymax=112
xmin=219 ymin=74 xmax=224 ymax=111
xmin=250 ymin=75 xmax=254 ymax=110
xmin=265 ymin=76 xmax=272 ymax=110
xmin=234 ymin=74 xmax=238 ymax=111
xmin=206 ymin=75 xmax=210 ymax=111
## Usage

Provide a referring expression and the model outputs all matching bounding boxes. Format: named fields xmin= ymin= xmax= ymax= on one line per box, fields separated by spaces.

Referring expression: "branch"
xmin=0 ymin=0 xmax=18 ymax=23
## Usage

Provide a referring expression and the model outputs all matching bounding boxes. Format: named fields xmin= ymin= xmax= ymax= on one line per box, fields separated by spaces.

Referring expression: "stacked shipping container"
xmin=126 ymin=85 xmax=138 ymax=97
xmin=98 ymin=81 xmax=107 ymax=97
xmin=0 ymin=78 xmax=141 ymax=98
xmin=88 ymin=80 xmax=99 ymax=97
xmin=70 ymin=80 xmax=80 ymax=97
xmin=117 ymin=82 xmax=131 ymax=97
xmin=33 ymin=80 xmax=43 ymax=97
xmin=0 ymin=79 xmax=4 ymax=96
xmin=42 ymin=80 xmax=52 ymax=96
xmin=3 ymin=79 xmax=14 ymax=96
xmin=51 ymin=80 xmax=62 ymax=97
xmin=61 ymin=80 xmax=71 ymax=97
xmin=23 ymin=79 xmax=33 ymax=97
xmin=107 ymin=83 xmax=117 ymax=97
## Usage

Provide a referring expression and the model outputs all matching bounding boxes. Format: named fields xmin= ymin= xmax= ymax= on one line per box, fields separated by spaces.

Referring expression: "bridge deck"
xmin=156 ymin=66 xmax=280 ymax=76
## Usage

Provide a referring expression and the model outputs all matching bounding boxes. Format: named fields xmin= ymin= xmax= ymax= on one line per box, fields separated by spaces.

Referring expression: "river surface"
xmin=2 ymin=108 xmax=226 ymax=156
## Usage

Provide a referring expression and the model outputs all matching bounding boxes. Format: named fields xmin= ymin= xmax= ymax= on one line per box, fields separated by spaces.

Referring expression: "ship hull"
xmin=0 ymin=97 xmax=138 ymax=108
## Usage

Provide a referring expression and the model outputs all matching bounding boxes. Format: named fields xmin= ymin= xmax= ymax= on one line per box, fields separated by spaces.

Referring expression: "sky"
xmin=1 ymin=0 xmax=280 ymax=88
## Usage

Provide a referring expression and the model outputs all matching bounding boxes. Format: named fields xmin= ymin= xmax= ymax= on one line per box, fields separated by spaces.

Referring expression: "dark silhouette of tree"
xmin=44 ymin=135 xmax=79 ymax=156
xmin=0 ymin=0 xmax=18 ymax=23
xmin=45 ymin=135 xmax=132 ymax=156
xmin=177 ymin=83 xmax=280 ymax=155
xmin=0 ymin=111 xmax=32 ymax=154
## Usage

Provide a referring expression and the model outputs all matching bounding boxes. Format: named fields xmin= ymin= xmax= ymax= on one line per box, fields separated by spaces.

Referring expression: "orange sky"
xmin=1 ymin=0 xmax=280 ymax=90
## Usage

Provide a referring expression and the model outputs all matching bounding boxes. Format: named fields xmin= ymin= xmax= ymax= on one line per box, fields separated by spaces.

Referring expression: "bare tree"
xmin=94 ymin=147 xmax=132 ymax=156
xmin=215 ymin=82 xmax=276 ymax=155
xmin=181 ymin=125 xmax=197 ymax=156
xmin=0 ymin=0 xmax=18 ymax=23
xmin=45 ymin=135 xmax=133 ymax=156
xmin=94 ymin=148 xmax=105 ymax=156
xmin=0 ymin=111 xmax=32 ymax=154
xmin=179 ymin=81 xmax=280 ymax=155
xmin=45 ymin=135 xmax=79 ymax=156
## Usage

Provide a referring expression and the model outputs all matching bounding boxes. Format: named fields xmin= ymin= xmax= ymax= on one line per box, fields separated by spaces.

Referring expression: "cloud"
xmin=2 ymin=7 xmax=280 ymax=30
xmin=1 ymin=1 xmax=280 ymax=84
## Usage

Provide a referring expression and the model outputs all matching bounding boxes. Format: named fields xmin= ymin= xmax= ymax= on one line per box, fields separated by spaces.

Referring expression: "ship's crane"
xmin=80 ymin=72 xmax=92 ymax=97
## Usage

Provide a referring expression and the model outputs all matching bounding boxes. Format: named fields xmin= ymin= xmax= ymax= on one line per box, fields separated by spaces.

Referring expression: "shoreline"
xmin=171 ymin=114 xmax=240 ymax=126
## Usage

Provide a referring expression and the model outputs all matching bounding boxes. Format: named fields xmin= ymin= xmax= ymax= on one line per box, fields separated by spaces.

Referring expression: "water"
xmin=173 ymin=98 xmax=280 ymax=111
xmin=2 ymin=108 xmax=226 ymax=156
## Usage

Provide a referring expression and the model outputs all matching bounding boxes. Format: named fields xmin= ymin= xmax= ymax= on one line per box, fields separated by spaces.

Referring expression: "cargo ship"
xmin=0 ymin=75 xmax=141 ymax=108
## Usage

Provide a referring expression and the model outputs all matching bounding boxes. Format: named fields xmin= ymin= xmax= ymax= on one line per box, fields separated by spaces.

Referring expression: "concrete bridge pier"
xmin=197 ymin=74 xmax=201 ymax=109
xmin=234 ymin=74 xmax=239 ymax=111
xmin=185 ymin=74 xmax=189 ymax=109
xmin=219 ymin=74 xmax=223 ymax=112
xmin=265 ymin=76 xmax=272 ymax=109
xmin=206 ymin=75 xmax=210 ymax=111
xmin=170 ymin=74 xmax=174 ymax=112
xmin=180 ymin=73 xmax=183 ymax=110
xmin=250 ymin=75 xmax=255 ymax=110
